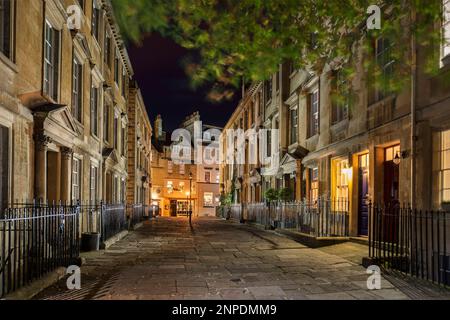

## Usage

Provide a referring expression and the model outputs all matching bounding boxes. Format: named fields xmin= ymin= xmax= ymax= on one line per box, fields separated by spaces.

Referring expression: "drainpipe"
xmin=410 ymin=7 xmax=417 ymax=209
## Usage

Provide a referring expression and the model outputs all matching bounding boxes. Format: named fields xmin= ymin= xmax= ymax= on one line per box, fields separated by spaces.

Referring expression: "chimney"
xmin=154 ymin=114 xmax=163 ymax=140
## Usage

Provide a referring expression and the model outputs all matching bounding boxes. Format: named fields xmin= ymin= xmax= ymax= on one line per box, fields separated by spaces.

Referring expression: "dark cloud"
xmin=127 ymin=33 xmax=240 ymax=131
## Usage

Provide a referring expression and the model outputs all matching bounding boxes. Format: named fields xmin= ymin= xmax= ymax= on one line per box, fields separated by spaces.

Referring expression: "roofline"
xmin=223 ymin=81 xmax=262 ymax=130
xmin=102 ymin=0 xmax=134 ymax=77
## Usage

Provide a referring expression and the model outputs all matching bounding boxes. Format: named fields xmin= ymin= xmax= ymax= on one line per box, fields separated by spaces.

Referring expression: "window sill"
xmin=91 ymin=134 xmax=100 ymax=142
xmin=73 ymin=118 xmax=84 ymax=130
xmin=0 ymin=52 xmax=18 ymax=73
xmin=306 ymin=133 xmax=319 ymax=141
xmin=330 ymin=118 xmax=349 ymax=130
xmin=368 ymin=94 xmax=396 ymax=109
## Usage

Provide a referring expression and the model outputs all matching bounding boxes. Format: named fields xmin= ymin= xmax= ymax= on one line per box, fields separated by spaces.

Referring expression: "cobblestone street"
xmin=34 ymin=217 xmax=449 ymax=300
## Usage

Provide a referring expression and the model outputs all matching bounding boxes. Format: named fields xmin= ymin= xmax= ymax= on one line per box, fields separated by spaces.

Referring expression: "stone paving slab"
xmin=33 ymin=217 xmax=449 ymax=300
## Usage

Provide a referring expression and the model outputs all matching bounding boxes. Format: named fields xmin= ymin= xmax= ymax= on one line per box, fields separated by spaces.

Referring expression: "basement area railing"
xmin=0 ymin=200 xmax=152 ymax=298
xmin=218 ymin=197 xmax=350 ymax=237
xmin=0 ymin=203 xmax=80 ymax=298
xmin=369 ymin=203 xmax=450 ymax=287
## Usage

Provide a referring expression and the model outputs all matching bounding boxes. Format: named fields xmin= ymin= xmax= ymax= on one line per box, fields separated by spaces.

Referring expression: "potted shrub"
xmin=264 ymin=188 xmax=279 ymax=204
xmin=278 ymin=188 xmax=294 ymax=203
xmin=219 ymin=192 xmax=232 ymax=219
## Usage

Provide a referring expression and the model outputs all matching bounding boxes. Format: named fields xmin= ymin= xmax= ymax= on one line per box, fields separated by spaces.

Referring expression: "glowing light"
xmin=342 ymin=167 xmax=353 ymax=177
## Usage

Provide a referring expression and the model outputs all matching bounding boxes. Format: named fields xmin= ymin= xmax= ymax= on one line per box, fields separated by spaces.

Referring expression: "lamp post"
xmin=189 ymin=172 xmax=193 ymax=225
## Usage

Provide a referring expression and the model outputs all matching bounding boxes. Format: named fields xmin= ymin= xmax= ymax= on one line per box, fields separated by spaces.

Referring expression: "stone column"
xmin=296 ymin=160 xmax=302 ymax=201
xmin=60 ymin=147 xmax=73 ymax=203
xmin=34 ymin=133 xmax=52 ymax=202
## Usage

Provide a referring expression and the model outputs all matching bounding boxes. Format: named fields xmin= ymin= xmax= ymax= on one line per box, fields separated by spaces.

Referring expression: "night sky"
xmin=127 ymin=33 xmax=240 ymax=132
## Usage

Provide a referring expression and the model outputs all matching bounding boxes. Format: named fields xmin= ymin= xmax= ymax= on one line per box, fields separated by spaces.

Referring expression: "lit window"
xmin=310 ymin=167 xmax=319 ymax=204
xmin=334 ymin=159 xmax=349 ymax=202
xmin=439 ymin=130 xmax=450 ymax=202
xmin=385 ymin=145 xmax=401 ymax=162
xmin=203 ymin=192 xmax=214 ymax=207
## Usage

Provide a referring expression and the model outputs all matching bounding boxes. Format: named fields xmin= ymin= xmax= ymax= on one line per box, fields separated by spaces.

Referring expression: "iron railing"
xmin=127 ymin=204 xmax=145 ymax=228
xmin=281 ymin=198 xmax=350 ymax=237
xmin=229 ymin=204 xmax=242 ymax=221
xmin=369 ymin=204 xmax=450 ymax=287
xmin=100 ymin=204 xmax=127 ymax=242
xmin=222 ymin=198 xmax=349 ymax=237
xmin=0 ymin=203 xmax=80 ymax=298
xmin=247 ymin=203 xmax=270 ymax=226
xmin=79 ymin=204 xmax=102 ymax=234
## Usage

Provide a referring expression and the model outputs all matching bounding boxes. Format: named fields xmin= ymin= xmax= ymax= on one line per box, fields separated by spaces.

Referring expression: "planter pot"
xmin=81 ymin=232 xmax=101 ymax=252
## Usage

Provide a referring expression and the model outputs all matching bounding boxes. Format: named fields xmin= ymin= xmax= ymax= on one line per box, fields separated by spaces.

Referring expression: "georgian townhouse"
xmin=151 ymin=114 xmax=198 ymax=217
xmin=0 ymin=0 xmax=139 ymax=209
xmin=151 ymin=112 xmax=221 ymax=217
xmin=126 ymin=80 xmax=152 ymax=206
xmin=220 ymin=1 xmax=450 ymax=239
xmin=220 ymin=82 xmax=264 ymax=206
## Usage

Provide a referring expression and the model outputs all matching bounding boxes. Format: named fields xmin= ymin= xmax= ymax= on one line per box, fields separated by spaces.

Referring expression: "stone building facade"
xmin=0 ymin=0 xmax=151 ymax=210
xmin=220 ymin=4 xmax=450 ymax=237
xmin=151 ymin=112 xmax=221 ymax=217
xmin=126 ymin=80 xmax=152 ymax=206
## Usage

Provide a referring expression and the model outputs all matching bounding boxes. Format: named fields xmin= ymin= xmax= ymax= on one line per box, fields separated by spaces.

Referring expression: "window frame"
xmin=0 ymin=0 xmax=14 ymax=61
xmin=439 ymin=129 xmax=450 ymax=203
xmin=442 ymin=0 xmax=450 ymax=64
xmin=72 ymin=157 xmax=82 ymax=202
xmin=104 ymin=31 xmax=111 ymax=68
xmin=103 ymin=103 xmax=110 ymax=143
xmin=309 ymin=167 xmax=319 ymax=204
xmin=91 ymin=0 xmax=100 ymax=41
xmin=289 ymin=106 xmax=298 ymax=145
xmin=309 ymin=89 xmax=320 ymax=137
xmin=332 ymin=70 xmax=349 ymax=125
xmin=203 ymin=192 xmax=214 ymax=208
xmin=71 ymin=55 xmax=83 ymax=123
xmin=43 ymin=20 xmax=60 ymax=101
xmin=205 ymin=171 xmax=211 ymax=183
xmin=371 ymin=37 xmax=395 ymax=103
xmin=89 ymin=163 xmax=98 ymax=204
xmin=90 ymin=79 xmax=99 ymax=137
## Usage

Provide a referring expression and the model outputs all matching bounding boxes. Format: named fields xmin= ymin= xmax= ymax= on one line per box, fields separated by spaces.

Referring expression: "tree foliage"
xmin=112 ymin=0 xmax=444 ymax=99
